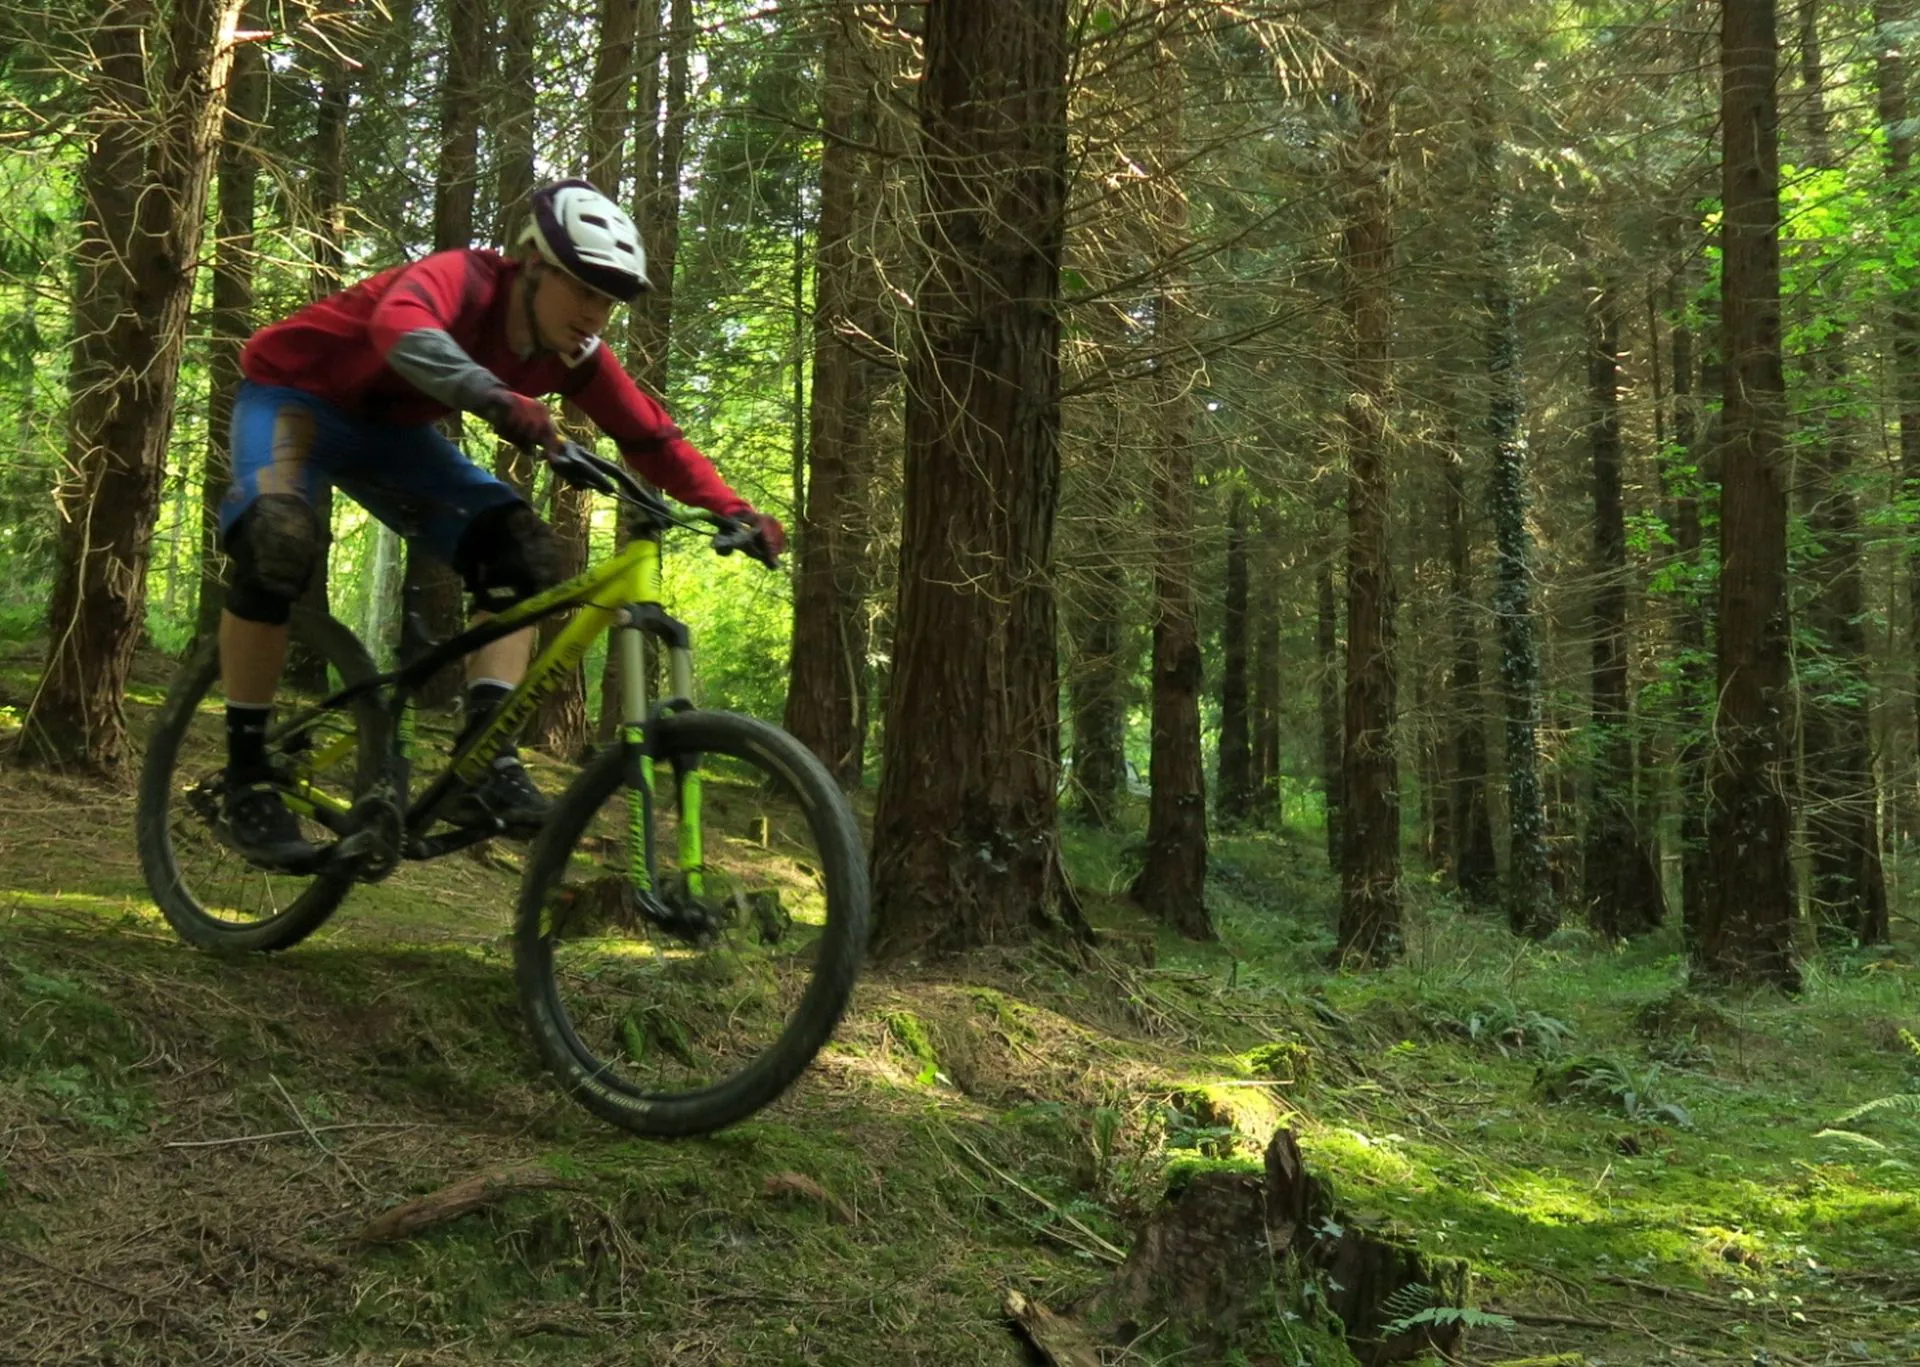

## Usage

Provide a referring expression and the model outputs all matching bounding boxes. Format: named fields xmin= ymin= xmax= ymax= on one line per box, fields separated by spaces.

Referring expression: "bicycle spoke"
xmin=540 ymin=746 xmax=835 ymax=1102
xmin=139 ymin=618 xmax=383 ymax=949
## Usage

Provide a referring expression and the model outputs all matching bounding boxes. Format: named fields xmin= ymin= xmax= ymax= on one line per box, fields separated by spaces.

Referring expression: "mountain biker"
xmin=216 ymin=178 xmax=785 ymax=872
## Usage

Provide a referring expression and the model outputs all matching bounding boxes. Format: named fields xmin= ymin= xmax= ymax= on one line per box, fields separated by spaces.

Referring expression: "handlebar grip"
xmin=546 ymin=442 xmax=617 ymax=494
xmin=711 ymin=522 xmax=778 ymax=568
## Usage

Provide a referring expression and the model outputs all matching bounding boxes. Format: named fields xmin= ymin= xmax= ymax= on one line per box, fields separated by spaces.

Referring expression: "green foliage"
xmin=1533 ymin=1053 xmax=1693 ymax=1128
xmin=1816 ymin=1030 xmax=1920 ymax=1149
xmin=1427 ymin=997 xmax=1575 ymax=1058
xmin=1379 ymin=1302 xmax=1518 ymax=1336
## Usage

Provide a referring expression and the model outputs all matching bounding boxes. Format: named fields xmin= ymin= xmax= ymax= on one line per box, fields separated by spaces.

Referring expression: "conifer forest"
xmin=0 ymin=1 xmax=1918 ymax=1364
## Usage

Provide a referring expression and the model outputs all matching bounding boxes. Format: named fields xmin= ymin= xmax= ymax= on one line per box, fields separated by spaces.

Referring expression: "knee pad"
xmin=455 ymin=502 xmax=564 ymax=612
xmin=224 ymin=494 xmax=322 ymax=625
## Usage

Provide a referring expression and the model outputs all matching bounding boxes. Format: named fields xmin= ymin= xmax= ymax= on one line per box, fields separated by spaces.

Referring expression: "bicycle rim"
xmin=517 ymin=712 xmax=868 ymax=1135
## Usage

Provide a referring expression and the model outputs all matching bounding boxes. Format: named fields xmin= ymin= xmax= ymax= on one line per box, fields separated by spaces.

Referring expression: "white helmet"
xmin=521 ymin=179 xmax=648 ymax=301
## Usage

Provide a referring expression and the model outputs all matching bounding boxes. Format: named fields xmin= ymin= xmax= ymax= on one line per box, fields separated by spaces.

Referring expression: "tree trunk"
xmin=196 ymin=4 xmax=264 ymax=645
xmin=1442 ymin=442 xmax=1498 ymax=905
xmin=1317 ymin=488 xmax=1343 ymax=871
xmin=1337 ymin=0 xmax=1402 ymax=966
xmin=1582 ymin=286 xmax=1668 ymax=938
xmin=786 ymin=1 xmax=879 ymax=787
xmin=1877 ymin=0 xmax=1920 ymax=842
xmin=402 ymin=0 xmax=488 ymax=706
xmin=532 ymin=0 xmax=637 ymax=758
xmin=1216 ymin=487 xmax=1255 ymax=824
xmin=22 ymin=0 xmax=248 ymax=771
xmin=1798 ymin=5 xmax=1890 ymax=946
xmin=284 ymin=54 xmax=350 ymax=692
xmin=597 ymin=0 xmax=694 ymax=742
xmin=1664 ymin=250 xmax=1713 ymax=956
xmin=1483 ymin=134 xmax=1554 ymax=938
xmin=1702 ymin=0 xmax=1799 ymax=991
xmin=1131 ymin=8 xmax=1210 ymax=941
xmin=1066 ymin=461 xmax=1132 ymax=829
xmin=868 ymin=0 xmax=1088 ymax=958
xmin=492 ymin=0 xmax=539 ymax=495
xmin=629 ymin=0 xmax=692 ymax=398
xmin=1250 ymin=502 xmax=1283 ymax=824
xmin=1413 ymin=653 xmax=1443 ymax=874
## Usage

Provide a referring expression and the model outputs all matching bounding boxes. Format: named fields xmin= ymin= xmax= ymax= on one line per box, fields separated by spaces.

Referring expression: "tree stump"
xmin=1062 ymin=1127 xmax=1469 ymax=1365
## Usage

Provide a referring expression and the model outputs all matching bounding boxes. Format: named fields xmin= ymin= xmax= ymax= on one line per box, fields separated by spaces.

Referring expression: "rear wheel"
xmin=516 ymin=710 xmax=869 ymax=1136
xmin=136 ymin=609 xmax=390 ymax=952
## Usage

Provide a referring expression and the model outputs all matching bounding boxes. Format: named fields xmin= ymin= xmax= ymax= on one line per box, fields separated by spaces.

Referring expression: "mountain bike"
xmin=136 ymin=442 xmax=869 ymax=1137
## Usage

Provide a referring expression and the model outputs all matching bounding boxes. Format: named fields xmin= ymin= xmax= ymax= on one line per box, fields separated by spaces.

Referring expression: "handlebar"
xmin=541 ymin=440 xmax=779 ymax=569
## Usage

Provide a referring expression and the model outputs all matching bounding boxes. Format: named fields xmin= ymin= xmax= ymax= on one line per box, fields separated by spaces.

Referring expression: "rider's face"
xmin=529 ymin=265 xmax=616 ymax=357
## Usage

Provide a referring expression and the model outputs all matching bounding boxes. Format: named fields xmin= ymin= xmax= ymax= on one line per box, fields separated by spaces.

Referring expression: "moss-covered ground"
xmin=1 ymin=643 xmax=1916 ymax=1364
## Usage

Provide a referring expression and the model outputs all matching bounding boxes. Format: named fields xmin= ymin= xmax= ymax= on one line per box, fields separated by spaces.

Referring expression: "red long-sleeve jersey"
xmin=241 ymin=249 xmax=747 ymax=516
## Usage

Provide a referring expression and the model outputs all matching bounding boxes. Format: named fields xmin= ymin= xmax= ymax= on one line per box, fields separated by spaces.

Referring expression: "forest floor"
xmin=0 ymin=641 xmax=1917 ymax=1366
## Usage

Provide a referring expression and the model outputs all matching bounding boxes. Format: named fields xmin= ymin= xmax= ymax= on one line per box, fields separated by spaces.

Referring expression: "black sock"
xmin=227 ymin=703 xmax=271 ymax=779
xmin=462 ymin=680 xmax=516 ymax=754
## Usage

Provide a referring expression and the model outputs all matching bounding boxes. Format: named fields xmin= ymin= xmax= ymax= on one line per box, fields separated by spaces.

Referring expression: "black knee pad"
xmin=455 ymin=501 xmax=564 ymax=612
xmin=224 ymin=494 xmax=322 ymax=625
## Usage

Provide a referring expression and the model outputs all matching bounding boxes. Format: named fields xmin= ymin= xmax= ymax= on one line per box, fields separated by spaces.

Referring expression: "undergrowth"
xmin=0 ymin=648 xmax=1916 ymax=1364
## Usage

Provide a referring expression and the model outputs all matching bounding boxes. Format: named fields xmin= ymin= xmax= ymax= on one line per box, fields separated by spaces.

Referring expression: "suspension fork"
xmin=619 ymin=605 xmax=701 ymax=896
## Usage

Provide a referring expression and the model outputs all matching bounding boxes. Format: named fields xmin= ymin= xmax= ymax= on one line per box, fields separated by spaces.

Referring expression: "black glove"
xmin=740 ymin=510 xmax=787 ymax=560
xmin=480 ymin=390 xmax=559 ymax=452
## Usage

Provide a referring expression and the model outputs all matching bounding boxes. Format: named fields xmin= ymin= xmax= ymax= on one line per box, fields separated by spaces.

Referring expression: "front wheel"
xmin=515 ymin=711 xmax=869 ymax=1137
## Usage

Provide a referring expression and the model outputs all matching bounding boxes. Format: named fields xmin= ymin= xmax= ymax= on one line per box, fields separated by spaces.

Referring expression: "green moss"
xmin=1243 ymin=1038 xmax=1313 ymax=1083
xmin=886 ymin=1008 xmax=940 ymax=1085
xmin=5 ymin=745 xmax=1920 ymax=1364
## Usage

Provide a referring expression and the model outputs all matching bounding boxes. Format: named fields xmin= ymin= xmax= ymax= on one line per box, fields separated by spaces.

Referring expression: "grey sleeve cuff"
xmin=387 ymin=328 xmax=507 ymax=412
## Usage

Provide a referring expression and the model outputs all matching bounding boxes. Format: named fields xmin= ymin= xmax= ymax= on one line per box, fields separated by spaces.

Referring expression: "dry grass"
xmin=0 ymin=644 xmax=1916 ymax=1364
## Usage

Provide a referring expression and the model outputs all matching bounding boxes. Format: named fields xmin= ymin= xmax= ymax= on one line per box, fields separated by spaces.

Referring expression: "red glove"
xmin=741 ymin=510 xmax=787 ymax=561
xmin=480 ymin=390 xmax=559 ymax=452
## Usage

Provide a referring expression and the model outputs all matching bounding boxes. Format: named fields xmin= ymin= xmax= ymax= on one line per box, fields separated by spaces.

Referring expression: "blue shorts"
xmin=220 ymin=381 xmax=522 ymax=563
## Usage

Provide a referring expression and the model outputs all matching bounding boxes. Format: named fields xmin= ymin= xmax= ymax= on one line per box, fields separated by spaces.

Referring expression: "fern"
xmin=1380 ymin=1305 xmax=1518 ymax=1336
xmin=1819 ymin=1029 xmax=1920 ymax=1142
xmin=1379 ymin=1282 xmax=1435 ymax=1323
xmin=1833 ymin=1092 xmax=1920 ymax=1125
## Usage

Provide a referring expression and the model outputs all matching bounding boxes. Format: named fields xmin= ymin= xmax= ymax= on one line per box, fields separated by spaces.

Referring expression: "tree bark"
xmin=786 ymin=1 xmax=880 ymax=787
xmin=403 ymin=0 xmax=489 ymax=707
xmin=1066 ymin=445 xmax=1133 ymax=828
xmin=1216 ymin=487 xmax=1255 ymax=824
xmin=1797 ymin=5 xmax=1890 ymax=946
xmin=492 ymin=0 xmax=538 ymax=495
xmin=1876 ymin=0 xmax=1920 ymax=841
xmin=597 ymin=0 xmax=694 ymax=742
xmin=196 ymin=4 xmax=264 ymax=645
xmin=1131 ymin=6 xmax=1210 ymax=941
xmin=532 ymin=0 xmax=637 ymax=758
xmin=1582 ymin=286 xmax=1668 ymax=938
xmin=1702 ymin=0 xmax=1799 ymax=990
xmin=1317 ymin=484 xmax=1343 ymax=871
xmin=868 ymin=0 xmax=1089 ymax=957
xmin=1442 ymin=442 xmax=1498 ymax=904
xmin=1337 ymin=0 xmax=1402 ymax=966
xmin=1663 ymin=251 xmax=1713 ymax=956
xmin=1482 ymin=133 xmax=1554 ymax=938
xmin=284 ymin=53 xmax=350 ymax=692
xmin=22 ymin=0 xmax=248 ymax=771
xmin=1250 ymin=502 xmax=1283 ymax=823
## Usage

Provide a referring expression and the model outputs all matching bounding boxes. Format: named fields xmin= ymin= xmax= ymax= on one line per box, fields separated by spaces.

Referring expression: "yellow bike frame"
xmin=283 ymin=528 xmax=704 ymax=884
